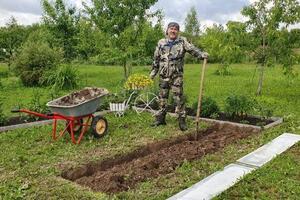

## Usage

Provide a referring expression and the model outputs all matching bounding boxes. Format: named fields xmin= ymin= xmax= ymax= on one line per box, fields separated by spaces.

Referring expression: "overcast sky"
xmin=0 ymin=0 xmax=299 ymax=29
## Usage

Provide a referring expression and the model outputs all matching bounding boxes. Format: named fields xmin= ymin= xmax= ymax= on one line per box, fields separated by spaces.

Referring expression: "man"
xmin=150 ymin=22 xmax=208 ymax=131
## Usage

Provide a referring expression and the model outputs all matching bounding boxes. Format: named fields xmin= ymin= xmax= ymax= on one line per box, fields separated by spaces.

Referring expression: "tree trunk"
xmin=123 ymin=60 xmax=128 ymax=80
xmin=128 ymin=53 xmax=133 ymax=77
xmin=256 ymin=64 xmax=264 ymax=95
xmin=256 ymin=33 xmax=266 ymax=96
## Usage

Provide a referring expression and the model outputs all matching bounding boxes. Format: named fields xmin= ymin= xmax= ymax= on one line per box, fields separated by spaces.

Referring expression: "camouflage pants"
xmin=157 ymin=76 xmax=186 ymax=118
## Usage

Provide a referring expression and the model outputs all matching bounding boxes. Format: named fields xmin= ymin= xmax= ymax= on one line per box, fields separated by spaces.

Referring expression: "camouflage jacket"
xmin=150 ymin=36 xmax=205 ymax=79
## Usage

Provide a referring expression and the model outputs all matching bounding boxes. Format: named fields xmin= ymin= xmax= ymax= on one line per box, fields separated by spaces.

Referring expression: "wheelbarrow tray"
xmin=46 ymin=87 xmax=109 ymax=117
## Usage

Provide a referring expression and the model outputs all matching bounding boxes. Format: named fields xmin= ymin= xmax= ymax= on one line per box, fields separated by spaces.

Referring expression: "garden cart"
xmin=11 ymin=87 xmax=109 ymax=144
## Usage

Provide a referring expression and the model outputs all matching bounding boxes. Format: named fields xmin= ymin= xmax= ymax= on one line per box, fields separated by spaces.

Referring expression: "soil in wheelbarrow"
xmin=55 ymin=88 xmax=107 ymax=106
xmin=62 ymin=123 xmax=259 ymax=194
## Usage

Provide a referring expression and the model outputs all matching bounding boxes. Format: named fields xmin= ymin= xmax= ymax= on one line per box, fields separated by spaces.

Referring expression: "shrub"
xmin=27 ymin=90 xmax=48 ymax=120
xmin=215 ymin=63 xmax=231 ymax=76
xmin=12 ymin=40 xmax=62 ymax=86
xmin=224 ymin=94 xmax=255 ymax=118
xmin=254 ymin=99 xmax=274 ymax=120
xmin=41 ymin=64 xmax=79 ymax=90
xmin=192 ymin=96 xmax=220 ymax=118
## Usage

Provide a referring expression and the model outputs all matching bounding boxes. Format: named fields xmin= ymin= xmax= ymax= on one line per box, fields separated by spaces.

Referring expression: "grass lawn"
xmin=0 ymin=63 xmax=299 ymax=199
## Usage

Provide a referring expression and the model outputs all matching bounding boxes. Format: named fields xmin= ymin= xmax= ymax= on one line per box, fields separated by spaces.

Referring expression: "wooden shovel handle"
xmin=196 ymin=58 xmax=207 ymax=127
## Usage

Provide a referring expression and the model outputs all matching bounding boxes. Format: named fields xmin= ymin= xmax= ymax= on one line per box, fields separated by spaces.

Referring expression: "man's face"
xmin=167 ymin=26 xmax=179 ymax=40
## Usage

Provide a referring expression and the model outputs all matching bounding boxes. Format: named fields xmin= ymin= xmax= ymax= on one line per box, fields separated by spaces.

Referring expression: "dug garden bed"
xmin=62 ymin=123 xmax=259 ymax=194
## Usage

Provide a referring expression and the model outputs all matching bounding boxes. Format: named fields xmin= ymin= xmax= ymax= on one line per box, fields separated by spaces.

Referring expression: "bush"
xmin=254 ymin=99 xmax=274 ymax=120
xmin=12 ymin=40 xmax=62 ymax=86
xmin=27 ymin=90 xmax=48 ymax=120
xmin=215 ymin=63 xmax=231 ymax=76
xmin=41 ymin=64 xmax=79 ymax=90
xmin=224 ymin=94 xmax=255 ymax=118
xmin=192 ymin=96 xmax=220 ymax=118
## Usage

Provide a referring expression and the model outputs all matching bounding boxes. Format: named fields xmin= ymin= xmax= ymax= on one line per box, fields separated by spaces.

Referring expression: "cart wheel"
xmin=133 ymin=92 xmax=159 ymax=116
xmin=66 ymin=119 xmax=83 ymax=135
xmin=91 ymin=116 xmax=108 ymax=138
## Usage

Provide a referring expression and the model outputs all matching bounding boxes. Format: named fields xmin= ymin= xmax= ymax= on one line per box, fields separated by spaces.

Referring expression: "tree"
xmin=76 ymin=18 xmax=109 ymax=60
xmin=242 ymin=0 xmax=300 ymax=95
xmin=0 ymin=17 xmax=28 ymax=67
xmin=184 ymin=6 xmax=200 ymax=37
xmin=226 ymin=21 xmax=254 ymax=57
xmin=200 ymin=24 xmax=226 ymax=63
xmin=182 ymin=6 xmax=201 ymax=64
xmin=42 ymin=0 xmax=80 ymax=61
xmin=83 ymin=0 xmax=159 ymax=79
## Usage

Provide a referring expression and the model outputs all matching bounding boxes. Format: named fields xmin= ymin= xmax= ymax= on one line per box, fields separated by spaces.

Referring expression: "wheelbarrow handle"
xmin=11 ymin=109 xmax=20 ymax=113
xmin=11 ymin=109 xmax=52 ymax=119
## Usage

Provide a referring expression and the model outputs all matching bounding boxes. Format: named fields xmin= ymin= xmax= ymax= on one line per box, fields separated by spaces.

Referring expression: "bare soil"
xmin=62 ymin=123 xmax=259 ymax=194
xmin=0 ymin=116 xmax=46 ymax=127
xmin=54 ymin=87 xmax=107 ymax=106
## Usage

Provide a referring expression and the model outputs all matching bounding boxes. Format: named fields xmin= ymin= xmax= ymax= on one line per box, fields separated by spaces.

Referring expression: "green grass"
xmin=0 ymin=62 xmax=299 ymax=199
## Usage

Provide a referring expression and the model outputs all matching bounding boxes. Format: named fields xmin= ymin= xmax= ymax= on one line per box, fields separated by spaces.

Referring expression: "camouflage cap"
xmin=167 ymin=22 xmax=180 ymax=31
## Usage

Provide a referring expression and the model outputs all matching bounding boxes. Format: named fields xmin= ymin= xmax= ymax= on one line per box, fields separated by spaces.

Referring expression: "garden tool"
xmin=195 ymin=58 xmax=207 ymax=138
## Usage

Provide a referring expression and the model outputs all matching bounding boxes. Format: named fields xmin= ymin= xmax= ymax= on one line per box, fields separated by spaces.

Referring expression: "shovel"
xmin=195 ymin=58 xmax=207 ymax=139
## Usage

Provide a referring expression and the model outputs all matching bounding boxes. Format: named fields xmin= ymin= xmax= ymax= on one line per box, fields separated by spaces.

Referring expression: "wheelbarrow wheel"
xmin=66 ymin=119 xmax=83 ymax=135
xmin=91 ymin=116 xmax=108 ymax=138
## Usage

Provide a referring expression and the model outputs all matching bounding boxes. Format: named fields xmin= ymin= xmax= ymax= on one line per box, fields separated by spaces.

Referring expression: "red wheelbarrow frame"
xmin=12 ymin=109 xmax=94 ymax=144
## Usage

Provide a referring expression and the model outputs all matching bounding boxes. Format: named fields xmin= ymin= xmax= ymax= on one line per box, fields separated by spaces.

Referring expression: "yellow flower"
xmin=124 ymin=74 xmax=153 ymax=90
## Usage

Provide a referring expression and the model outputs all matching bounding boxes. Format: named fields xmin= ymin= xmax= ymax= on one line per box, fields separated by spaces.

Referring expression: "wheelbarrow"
xmin=11 ymin=87 xmax=109 ymax=144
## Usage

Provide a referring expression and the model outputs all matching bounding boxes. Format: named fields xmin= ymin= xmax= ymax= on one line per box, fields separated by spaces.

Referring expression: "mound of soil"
xmin=62 ymin=123 xmax=259 ymax=193
xmin=53 ymin=87 xmax=108 ymax=106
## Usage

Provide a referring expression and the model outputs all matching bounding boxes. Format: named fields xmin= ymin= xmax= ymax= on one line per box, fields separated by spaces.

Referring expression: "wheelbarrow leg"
xmin=69 ymin=115 xmax=92 ymax=144
xmin=52 ymin=119 xmax=57 ymax=140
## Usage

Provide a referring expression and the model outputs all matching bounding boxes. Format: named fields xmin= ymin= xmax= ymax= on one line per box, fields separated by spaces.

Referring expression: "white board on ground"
xmin=237 ymin=133 xmax=300 ymax=167
xmin=167 ymin=164 xmax=254 ymax=200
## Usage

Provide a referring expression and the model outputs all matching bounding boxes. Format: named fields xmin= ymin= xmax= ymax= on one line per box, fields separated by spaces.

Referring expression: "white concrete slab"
xmin=168 ymin=133 xmax=300 ymax=200
xmin=168 ymin=164 xmax=254 ymax=200
xmin=237 ymin=133 xmax=300 ymax=167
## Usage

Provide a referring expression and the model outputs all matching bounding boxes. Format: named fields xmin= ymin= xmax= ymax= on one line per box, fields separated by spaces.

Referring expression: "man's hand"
xmin=202 ymin=52 xmax=209 ymax=59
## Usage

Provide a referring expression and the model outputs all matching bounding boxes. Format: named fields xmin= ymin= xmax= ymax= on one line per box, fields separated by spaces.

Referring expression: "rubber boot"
xmin=151 ymin=113 xmax=166 ymax=127
xmin=178 ymin=116 xmax=187 ymax=131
